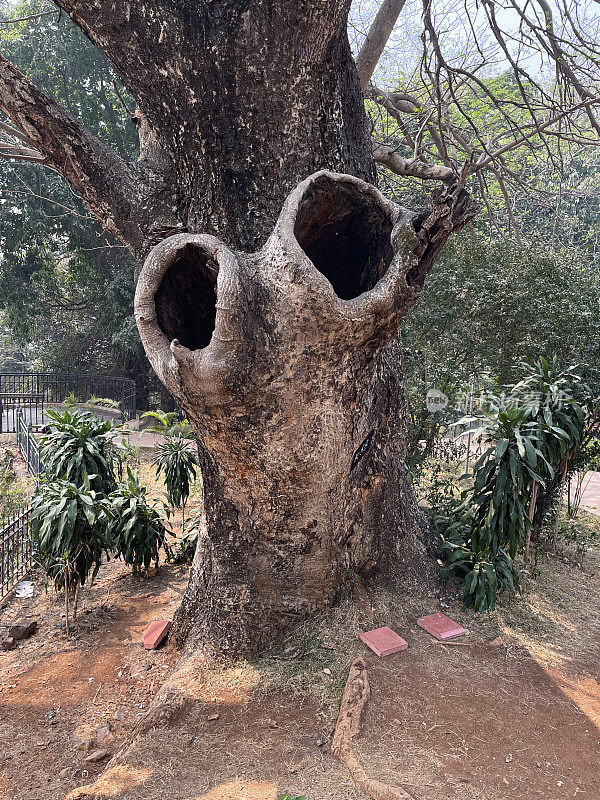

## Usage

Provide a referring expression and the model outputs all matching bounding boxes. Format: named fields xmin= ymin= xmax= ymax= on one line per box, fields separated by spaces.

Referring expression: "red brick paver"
xmin=417 ymin=613 xmax=466 ymax=640
xmin=359 ymin=626 xmax=408 ymax=657
xmin=143 ymin=620 xmax=171 ymax=650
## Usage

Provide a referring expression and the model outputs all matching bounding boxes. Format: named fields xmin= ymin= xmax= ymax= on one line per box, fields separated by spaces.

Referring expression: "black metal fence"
xmin=0 ymin=504 xmax=33 ymax=601
xmin=0 ymin=373 xmax=136 ymax=432
xmin=16 ymin=409 xmax=45 ymax=480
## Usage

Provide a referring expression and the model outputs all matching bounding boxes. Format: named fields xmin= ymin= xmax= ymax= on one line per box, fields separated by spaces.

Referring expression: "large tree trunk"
xmin=136 ymin=172 xmax=477 ymax=656
xmin=1 ymin=0 xmax=478 ymax=657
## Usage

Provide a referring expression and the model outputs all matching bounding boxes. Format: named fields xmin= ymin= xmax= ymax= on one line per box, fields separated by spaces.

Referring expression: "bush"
xmin=152 ymin=433 xmax=198 ymax=532
xmin=436 ymin=500 xmax=520 ymax=612
xmin=106 ymin=468 xmax=170 ymax=575
xmin=436 ymin=357 xmax=596 ymax=611
xmin=40 ymin=407 xmax=121 ymax=494
xmin=30 ymin=478 xmax=111 ymax=633
xmin=141 ymin=410 xmax=193 ymax=439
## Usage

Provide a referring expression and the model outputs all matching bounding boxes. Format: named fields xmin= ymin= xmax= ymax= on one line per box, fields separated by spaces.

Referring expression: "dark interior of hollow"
xmin=155 ymin=243 xmax=218 ymax=351
xmin=294 ymin=177 xmax=394 ymax=300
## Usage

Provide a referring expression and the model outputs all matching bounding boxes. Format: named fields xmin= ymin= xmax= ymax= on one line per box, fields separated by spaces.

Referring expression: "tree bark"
xmin=54 ymin=0 xmax=376 ymax=252
xmin=135 ymin=171 xmax=478 ymax=656
xmin=1 ymin=0 xmax=480 ymax=658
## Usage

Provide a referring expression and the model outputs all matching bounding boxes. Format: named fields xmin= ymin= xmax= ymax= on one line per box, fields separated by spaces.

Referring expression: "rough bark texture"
xmin=0 ymin=0 xmax=479 ymax=657
xmin=52 ymin=0 xmax=376 ymax=254
xmin=135 ymin=172 xmax=478 ymax=656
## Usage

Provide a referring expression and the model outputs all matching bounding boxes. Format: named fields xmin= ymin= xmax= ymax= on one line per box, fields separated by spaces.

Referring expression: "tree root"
xmin=63 ymin=651 xmax=208 ymax=800
xmin=332 ymin=657 xmax=417 ymax=800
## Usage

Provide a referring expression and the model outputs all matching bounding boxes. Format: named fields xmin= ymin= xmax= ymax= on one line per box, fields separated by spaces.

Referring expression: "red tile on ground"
xmin=143 ymin=620 xmax=171 ymax=650
xmin=417 ymin=612 xmax=465 ymax=640
xmin=358 ymin=626 xmax=408 ymax=657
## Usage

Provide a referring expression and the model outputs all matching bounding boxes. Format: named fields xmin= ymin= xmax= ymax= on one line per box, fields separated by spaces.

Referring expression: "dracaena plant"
xmin=39 ymin=407 xmax=121 ymax=495
xmin=30 ymin=477 xmax=111 ymax=635
xmin=437 ymin=357 xmax=596 ymax=611
xmin=105 ymin=468 xmax=170 ymax=576
xmin=141 ymin=410 xmax=194 ymax=439
xmin=152 ymin=434 xmax=198 ymax=535
xmin=435 ymin=403 xmax=540 ymax=611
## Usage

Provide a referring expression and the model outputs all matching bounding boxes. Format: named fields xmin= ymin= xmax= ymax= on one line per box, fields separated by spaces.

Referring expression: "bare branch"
xmin=0 ymin=9 xmax=57 ymax=25
xmin=356 ymin=0 xmax=408 ymax=89
xmin=0 ymin=190 xmax=95 ymax=220
xmin=373 ymin=140 xmax=456 ymax=181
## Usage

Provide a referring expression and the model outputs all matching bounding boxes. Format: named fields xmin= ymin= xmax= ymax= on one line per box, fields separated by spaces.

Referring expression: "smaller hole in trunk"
xmin=294 ymin=176 xmax=394 ymax=300
xmin=155 ymin=243 xmax=219 ymax=351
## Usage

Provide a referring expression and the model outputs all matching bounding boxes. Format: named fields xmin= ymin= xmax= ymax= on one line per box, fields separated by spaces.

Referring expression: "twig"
xmin=0 ymin=9 xmax=57 ymax=24
xmin=112 ymin=81 xmax=136 ymax=121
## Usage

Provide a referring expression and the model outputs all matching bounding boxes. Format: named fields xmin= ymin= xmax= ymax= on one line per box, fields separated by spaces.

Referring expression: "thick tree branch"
xmin=373 ymin=140 xmax=456 ymax=182
xmin=0 ymin=53 xmax=136 ymax=241
xmin=356 ymin=0 xmax=407 ymax=89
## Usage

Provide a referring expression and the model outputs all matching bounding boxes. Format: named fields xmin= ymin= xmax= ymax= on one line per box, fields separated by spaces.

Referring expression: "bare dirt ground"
xmin=1 ymin=539 xmax=599 ymax=800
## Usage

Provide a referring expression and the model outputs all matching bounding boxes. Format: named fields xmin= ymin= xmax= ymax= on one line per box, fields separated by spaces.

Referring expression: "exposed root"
xmin=62 ymin=651 xmax=208 ymax=800
xmin=332 ymin=657 xmax=417 ymax=800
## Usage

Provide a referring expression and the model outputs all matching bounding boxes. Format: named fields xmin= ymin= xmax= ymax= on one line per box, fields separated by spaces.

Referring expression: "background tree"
xmin=1 ymin=0 xmax=599 ymax=657
xmin=0 ymin=0 xmax=163 ymax=406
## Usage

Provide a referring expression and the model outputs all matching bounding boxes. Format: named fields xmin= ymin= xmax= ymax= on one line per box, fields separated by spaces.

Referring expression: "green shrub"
xmin=106 ymin=468 xmax=170 ymax=575
xmin=436 ymin=357 xmax=596 ymax=611
xmin=40 ymin=407 xmax=120 ymax=494
xmin=152 ymin=434 xmax=198 ymax=532
xmin=30 ymin=477 xmax=111 ymax=633
xmin=141 ymin=410 xmax=193 ymax=439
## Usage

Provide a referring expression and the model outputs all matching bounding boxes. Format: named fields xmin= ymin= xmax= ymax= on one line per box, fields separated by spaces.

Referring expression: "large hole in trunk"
xmin=155 ymin=243 xmax=218 ymax=351
xmin=294 ymin=176 xmax=395 ymax=300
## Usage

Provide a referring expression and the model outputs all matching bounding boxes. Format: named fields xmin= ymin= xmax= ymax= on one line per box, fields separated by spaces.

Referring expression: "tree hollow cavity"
xmin=155 ymin=242 xmax=218 ymax=351
xmin=294 ymin=176 xmax=394 ymax=300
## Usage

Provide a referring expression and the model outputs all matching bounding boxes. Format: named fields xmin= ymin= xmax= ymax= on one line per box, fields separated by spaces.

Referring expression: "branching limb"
xmin=0 ymin=53 xmax=152 ymax=249
xmin=373 ymin=141 xmax=456 ymax=182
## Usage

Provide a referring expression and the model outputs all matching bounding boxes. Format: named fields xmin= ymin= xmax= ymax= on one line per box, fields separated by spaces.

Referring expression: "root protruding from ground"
xmin=332 ymin=657 xmax=417 ymax=800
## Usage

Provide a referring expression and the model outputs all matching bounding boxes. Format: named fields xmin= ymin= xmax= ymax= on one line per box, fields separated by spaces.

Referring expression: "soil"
xmin=1 ymin=539 xmax=599 ymax=800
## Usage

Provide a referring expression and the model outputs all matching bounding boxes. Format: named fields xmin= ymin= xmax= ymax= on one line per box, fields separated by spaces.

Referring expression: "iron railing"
xmin=16 ymin=408 xmax=45 ymax=480
xmin=0 ymin=372 xmax=136 ymax=431
xmin=0 ymin=504 xmax=34 ymax=601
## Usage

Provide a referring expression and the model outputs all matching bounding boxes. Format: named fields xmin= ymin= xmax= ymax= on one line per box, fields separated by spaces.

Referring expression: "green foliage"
xmin=141 ymin=410 xmax=194 ymax=439
xmin=30 ymin=477 xmax=111 ymax=593
xmin=555 ymin=513 xmax=600 ymax=557
xmin=152 ymin=435 xmax=198 ymax=512
xmin=277 ymin=795 xmax=307 ymax=800
xmin=435 ymin=358 xmax=594 ymax=611
xmin=105 ymin=468 xmax=169 ymax=575
xmin=403 ymin=231 xmax=600 ymax=481
xmin=0 ymin=0 xmax=158 ymax=398
xmin=441 ymin=538 xmax=520 ymax=614
xmin=167 ymin=512 xmax=200 ymax=564
xmin=39 ymin=407 xmax=120 ymax=494
xmin=168 ymin=528 xmax=198 ymax=565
